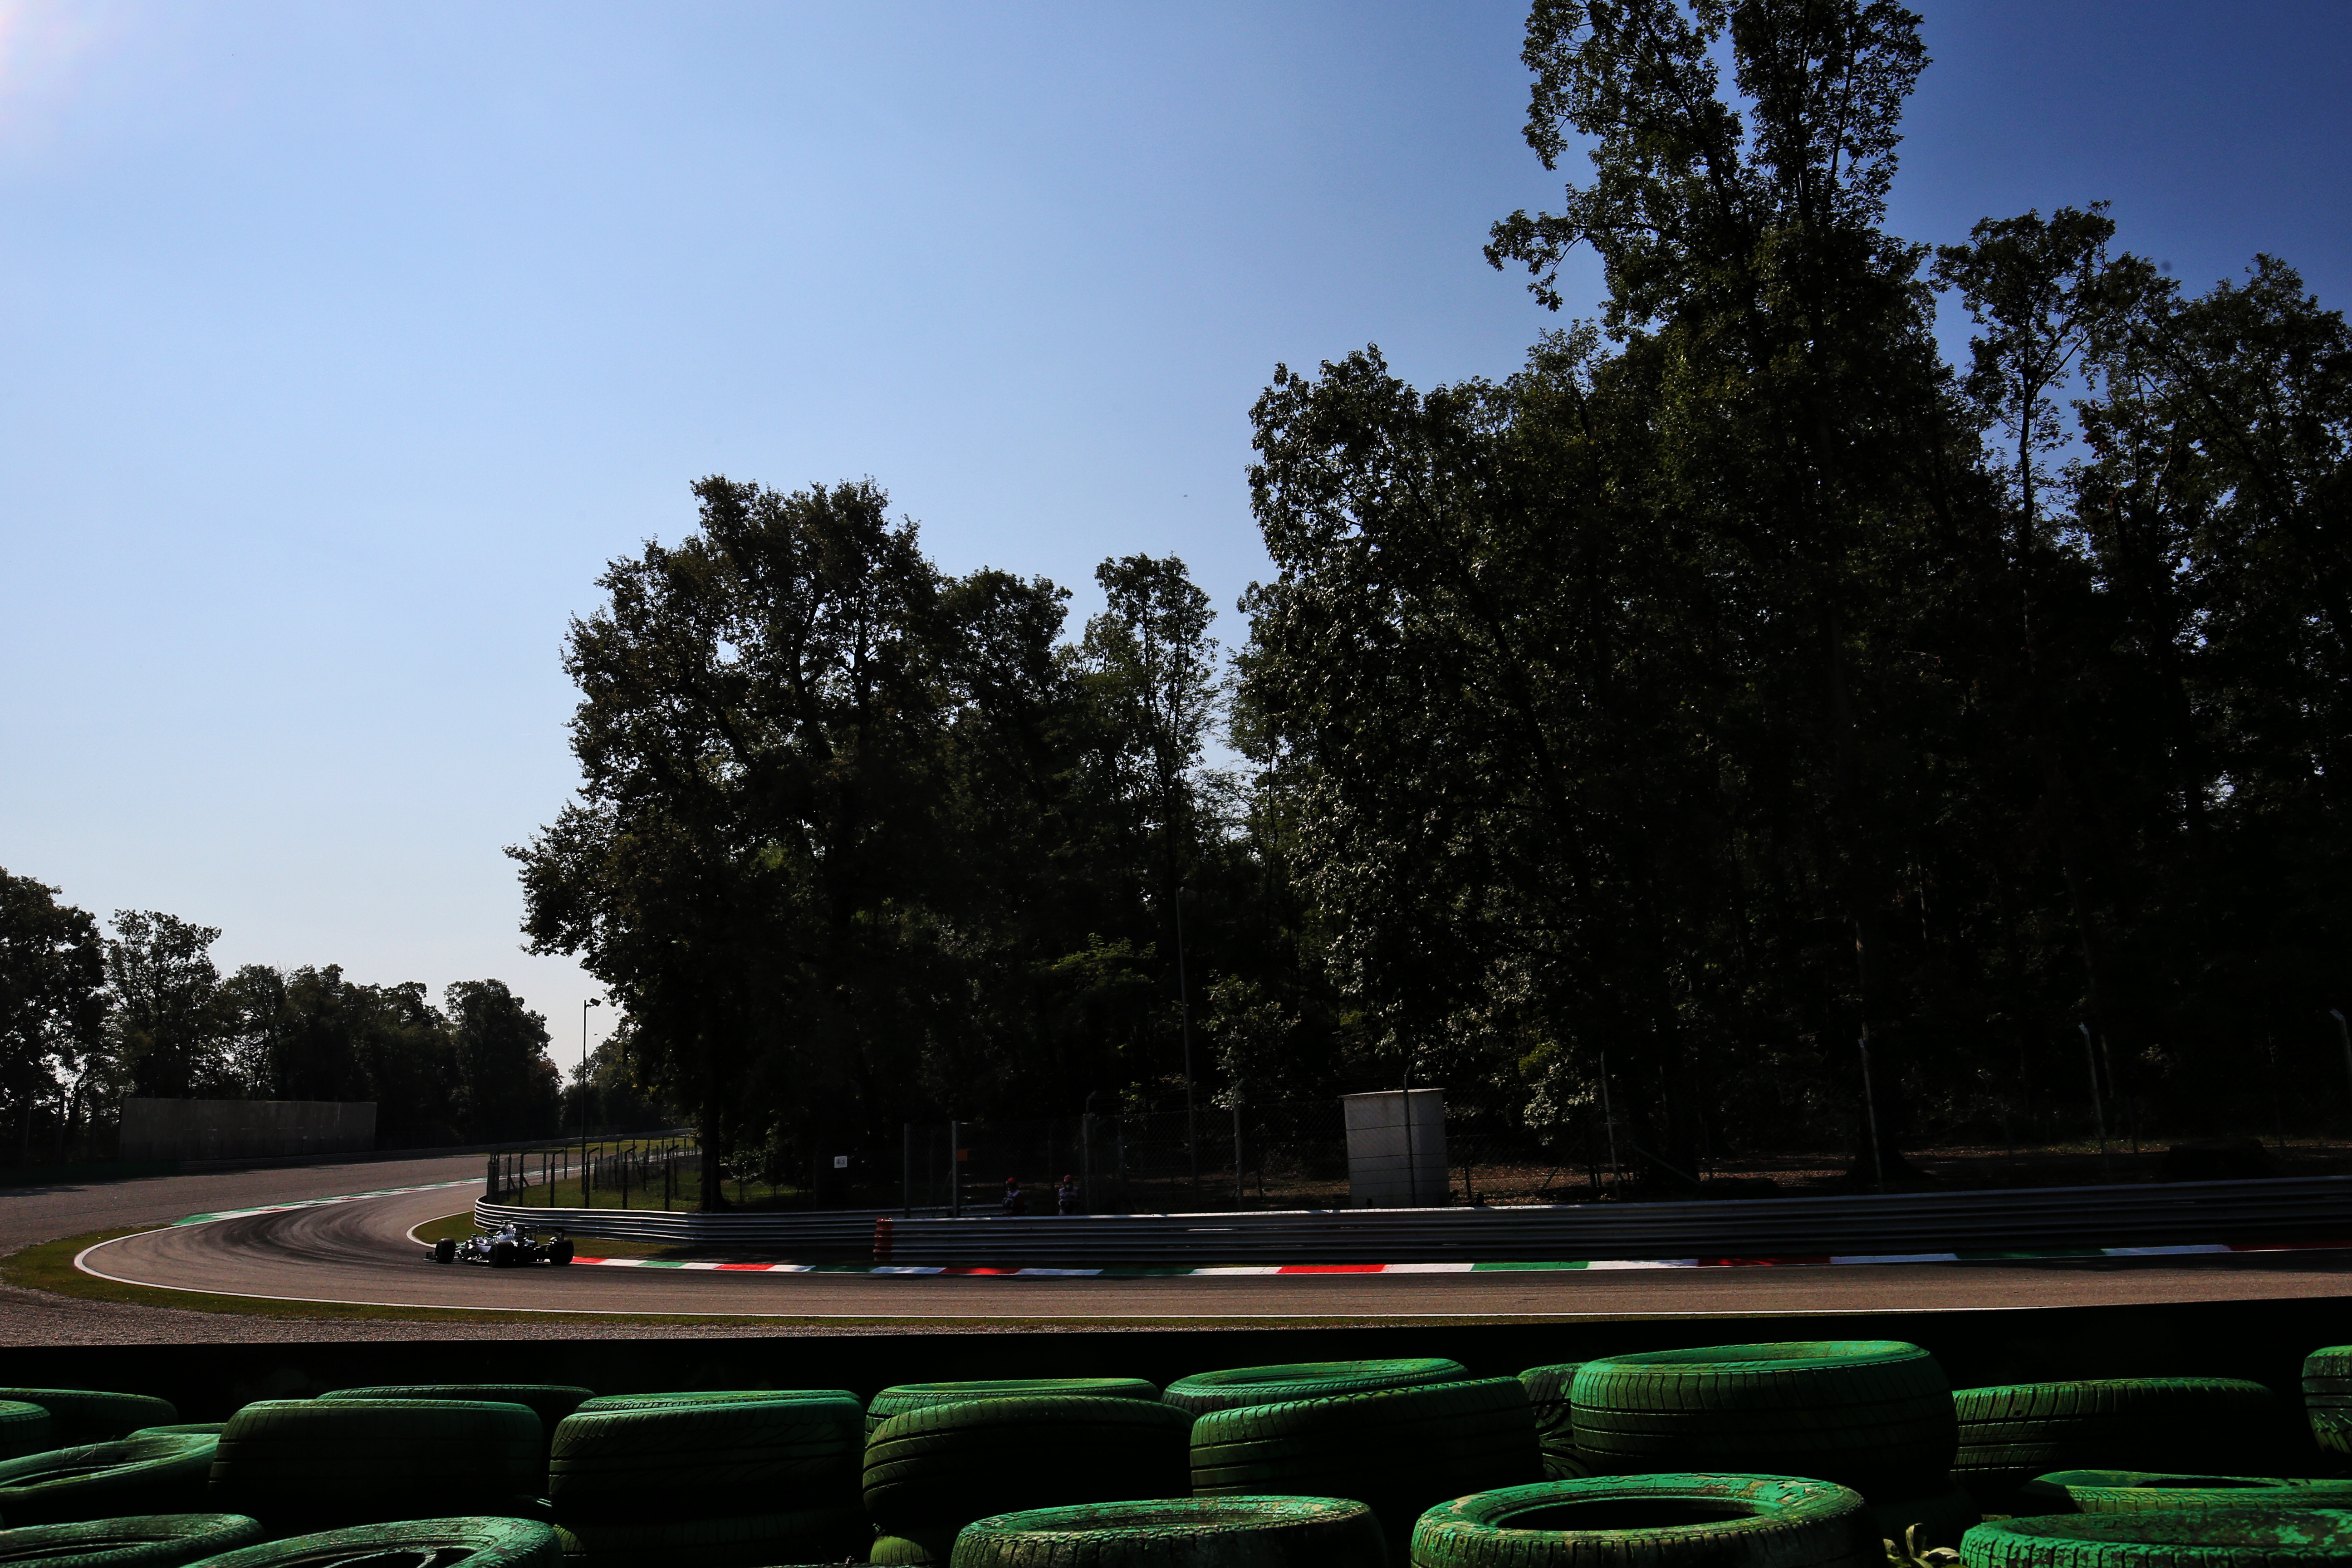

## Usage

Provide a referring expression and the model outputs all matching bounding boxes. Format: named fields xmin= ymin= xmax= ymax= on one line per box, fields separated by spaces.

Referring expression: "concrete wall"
xmin=118 ymin=1098 xmax=377 ymax=1163
xmin=1342 ymin=1088 xmax=1448 ymax=1207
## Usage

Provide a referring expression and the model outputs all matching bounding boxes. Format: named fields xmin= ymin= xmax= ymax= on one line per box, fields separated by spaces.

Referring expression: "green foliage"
xmin=0 ymin=871 xmax=107 ymax=1156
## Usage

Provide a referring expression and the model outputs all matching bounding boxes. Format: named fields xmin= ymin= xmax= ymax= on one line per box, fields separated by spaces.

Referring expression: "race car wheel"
xmin=547 ymin=1241 xmax=574 ymax=1267
xmin=434 ymin=1240 xmax=457 ymax=1265
xmin=490 ymin=1241 xmax=518 ymax=1269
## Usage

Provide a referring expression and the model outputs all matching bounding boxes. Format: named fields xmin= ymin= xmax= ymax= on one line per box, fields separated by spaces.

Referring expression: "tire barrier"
xmin=1956 ymin=1509 xmax=2352 ymax=1568
xmin=1950 ymin=1379 xmax=2287 ymax=1511
xmin=1570 ymin=1342 xmax=1957 ymax=1500
xmin=183 ymin=1518 xmax=559 ymax=1568
xmin=0 ymin=1402 xmax=54 ymax=1462
xmin=0 ymin=1514 xmax=262 ymax=1568
xmin=1517 ymin=1364 xmax=1591 ymax=1481
xmin=547 ymin=1396 xmax=862 ymax=1524
xmin=574 ymin=1390 xmax=858 ymax=1414
xmin=865 ymin=1378 xmax=1160 ymax=1437
xmin=864 ymin=1396 xmax=1193 ymax=1558
xmin=2301 ymin=1348 xmax=2352 ymax=1458
xmin=476 ymin=1173 xmax=2352 ymax=1266
xmin=1190 ymin=1377 xmax=1542 ymax=1553
xmin=0 ymin=1393 xmax=179 ymax=1450
xmin=317 ymin=1386 xmax=593 ymax=1474
xmin=0 ymin=1432 xmax=217 ymax=1526
xmin=206 ymin=1399 xmax=542 ymax=1535
xmin=550 ymin=1509 xmax=869 ymax=1568
xmin=1163 ymin=1359 xmax=1467 ymax=1417
xmin=2017 ymin=1472 xmax=2352 ymax=1516
xmin=1409 ymin=1475 xmax=1882 ymax=1568
xmin=954 ymin=1496 xmax=1387 ymax=1568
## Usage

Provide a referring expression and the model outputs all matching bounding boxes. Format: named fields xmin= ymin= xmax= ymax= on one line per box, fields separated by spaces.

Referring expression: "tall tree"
xmin=104 ymin=911 xmax=227 ymax=1099
xmin=0 ymin=871 xmax=108 ymax=1160
xmin=446 ymin=979 xmax=561 ymax=1141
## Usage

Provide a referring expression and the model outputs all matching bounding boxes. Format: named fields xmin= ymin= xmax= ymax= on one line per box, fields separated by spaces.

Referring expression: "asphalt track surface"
xmin=73 ymin=1182 xmax=2352 ymax=1322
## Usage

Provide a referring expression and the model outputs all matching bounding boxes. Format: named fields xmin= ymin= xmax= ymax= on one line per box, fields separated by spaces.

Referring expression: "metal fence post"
xmin=1859 ymin=1031 xmax=1885 ymax=1190
xmin=949 ymin=1120 xmax=961 ymax=1218
xmin=1233 ymin=1104 xmax=1244 ymax=1208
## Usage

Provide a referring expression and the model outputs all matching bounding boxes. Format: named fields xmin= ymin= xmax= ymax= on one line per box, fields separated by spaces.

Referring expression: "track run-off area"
xmin=57 ymin=1175 xmax=2352 ymax=1323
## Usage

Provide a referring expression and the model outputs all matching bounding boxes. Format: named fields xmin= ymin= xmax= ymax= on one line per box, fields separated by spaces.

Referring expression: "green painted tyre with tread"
xmin=1958 ymin=1509 xmax=2352 ymax=1568
xmin=2017 ymin=1472 xmax=2352 ymax=1516
xmin=0 ymin=1432 xmax=217 ymax=1525
xmin=1570 ymin=1342 xmax=1955 ymax=1499
xmin=2301 ymin=1349 xmax=2352 ymax=1458
xmin=0 ymin=1514 xmax=262 ymax=1568
xmin=549 ymin=1396 xmax=862 ymax=1520
xmin=872 ymin=1528 xmax=957 ymax=1563
xmin=1518 ymin=1365 xmax=1590 ymax=1482
xmin=576 ymin=1389 xmax=856 ymax=1415
xmin=866 ymin=1381 xmax=1158 ymax=1437
xmin=953 ymin=1496 xmax=1386 ymax=1568
xmin=207 ymin=1399 xmax=542 ymax=1533
xmin=182 ymin=1518 xmax=558 ymax=1568
xmin=0 ymin=1392 xmax=178 ymax=1448
xmin=0 ymin=1404 xmax=54 ymax=1463
xmin=320 ymin=1386 xmax=594 ymax=1447
xmin=1164 ymin=1361 xmax=1467 ymax=1418
xmin=1192 ymin=1377 xmax=1541 ymax=1553
xmin=130 ymin=1428 xmax=226 ymax=1441
xmin=865 ymin=1396 xmax=1192 ymax=1538
xmin=553 ymin=1507 xmax=867 ymax=1568
xmin=1410 ymin=1474 xmax=1881 ymax=1568
xmin=1952 ymin=1381 xmax=2285 ymax=1508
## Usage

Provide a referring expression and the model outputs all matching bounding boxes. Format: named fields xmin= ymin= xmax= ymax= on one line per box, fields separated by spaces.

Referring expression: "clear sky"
xmin=5 ymin=1 xmax=2347 ymax=1070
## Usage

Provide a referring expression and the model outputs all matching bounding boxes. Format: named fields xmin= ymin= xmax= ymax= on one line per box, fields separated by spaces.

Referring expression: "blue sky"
xmin=4 ymin=1 xmax=2347 ymax=1068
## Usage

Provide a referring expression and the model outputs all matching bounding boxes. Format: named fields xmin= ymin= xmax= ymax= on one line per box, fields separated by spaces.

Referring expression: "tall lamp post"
xmin=581 ymin=997 xmax=602 ymax=1202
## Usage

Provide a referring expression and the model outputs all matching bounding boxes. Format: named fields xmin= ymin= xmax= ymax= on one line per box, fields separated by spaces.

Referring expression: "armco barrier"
xmin=474 ymin=1173 xmax=2352 ymax=1266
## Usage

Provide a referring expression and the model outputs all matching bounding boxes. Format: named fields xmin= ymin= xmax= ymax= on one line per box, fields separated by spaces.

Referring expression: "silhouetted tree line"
xmin=0 ymin=878 xmax=561 ymax=1162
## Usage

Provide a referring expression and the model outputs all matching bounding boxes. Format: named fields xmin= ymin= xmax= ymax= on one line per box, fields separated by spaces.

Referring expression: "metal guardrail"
xmin=475 ymin=1175 xmax=2352 ymax=1266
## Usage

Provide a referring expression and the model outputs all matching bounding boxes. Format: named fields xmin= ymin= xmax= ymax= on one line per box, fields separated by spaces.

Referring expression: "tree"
xmin=446 ymin=979 xmax=561 ymax=1140
xmin=104 ymin=911 xmax=228 ymax=1099
xmin=0 ymin=871 xmax=108 ymax=1161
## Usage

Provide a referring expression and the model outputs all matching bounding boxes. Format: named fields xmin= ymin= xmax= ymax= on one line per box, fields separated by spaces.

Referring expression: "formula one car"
xmin=430 ymin=1222 xmax=575 ymax=1267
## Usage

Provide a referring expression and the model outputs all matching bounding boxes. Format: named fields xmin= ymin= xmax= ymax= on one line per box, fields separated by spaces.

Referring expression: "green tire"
xmin=1191 ymin=1377 xmax=1541 ymax=1553
xmin=866 ymin=1381 xmax=1159 ymax=1437
xmin=319 ymin=1386 xmax=594 ymax=1442
xmin=576 ymin=1389 xmax=857 ymax=1415
xmin=0 ymin=1392 xmax=179 ymax=1449
xmin=0 ymin=1514 xmax=262 ymax=1568
xmin=1952 ymin=1381 xmax=2285 ymax=1506
xmin=1163 ymin=1360 xmax=1468 ymax=1417
xmin=0 ymin=1432 xmax=218 ymax=1525
xmin=1868 ymin=1483 xmax=1982 ymax=1551
xmin=549 ymin=1396 xmax=862 ymax=1521
xmin=2302 ymin=1348 xmax=2352 ymax=1457
xmin=2019 ymin=1472 xmax=2352 ymax=1516
xmin=1958 ymin=1509 xmax=2352 ymax=1568
xmin=0 ymin=1404 xmax=54 ymax=1462
xmin=872 ymin=1529 xmax=957 ymax=1563
xmin=865 ymin=1396 xmax=1192 ymax=1536
xmin=181 ymin=1517 xmax=559 ymax=1568
xmin=553 ymin=1507 xmax=867 ymax=1568
xmin=130 ymin=1428 xmax=227 ymax=1441
xmin=1410 ymin=1474 xmax=1881 ymax=1568
xmin=207 ymin=1399 xmax=542 ymax=1533
xmin=953 ymin=1496 xmax=1386 ymax=1568
xmin=1570 ymin=1342 xmax=1955 ymax=1499
xmin=1518 ymin=1365 xmax=1590 ymax=1481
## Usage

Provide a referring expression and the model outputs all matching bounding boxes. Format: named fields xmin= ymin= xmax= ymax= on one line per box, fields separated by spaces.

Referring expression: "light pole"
xmin=581 ymin=997 xmax=602 ymax=1203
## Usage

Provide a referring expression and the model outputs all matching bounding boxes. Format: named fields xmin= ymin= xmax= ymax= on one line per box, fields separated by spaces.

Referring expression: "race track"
xmin=76 ymin=1184 xmax=2352 ymax=1322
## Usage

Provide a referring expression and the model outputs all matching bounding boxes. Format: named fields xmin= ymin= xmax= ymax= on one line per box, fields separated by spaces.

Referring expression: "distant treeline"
xmin=0 ymin=882 xmax=563 ymax=1161
xmin=513 ymin=0 xmax=2352 ymax=1202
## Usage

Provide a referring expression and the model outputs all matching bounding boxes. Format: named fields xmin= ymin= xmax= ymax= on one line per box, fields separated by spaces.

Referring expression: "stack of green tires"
xmin=0 ymin=1403 xmax=54 ymax=1462
xmin=2302 ymin=1348 xmax=2352 ymax=1464
xmin=863 ymin=1380 xmax=1159 ymax=1438
xmin=548 ymin=1393 xmax=866 ymax=1568
xmin=319 ymin=1385 xmax=594 ymax=1472
xmin=1958 ymin=1509 xmax=2352 ymax=1567
xmin=1950 ymin=1380 xmax=2285 ymax=1513
xmin=0 ymin=1431 xmax=219 ymax=1524
xmin=0 ymin=1514 xmax=260 ymax=1568
xmin=577 ymin=1390 xmax=858 ymax=1414
xmin=1163 ymin=1361 xmax=1467 ymax=1417
xmin=1411 ymin=1475 xmax=1884 ymax=1568
xmin=1517 ymin=1365 xmax=1589 ymax=1481
xmin=179 ymin=1518 xmax=560 ymax=1568
xmin=2018 ymin=1471 xmax=2352 ymax=1516
xmin=0 ymin=1392 xmax=179 ymax=1448
xmin=206 ymin=1399 xmax=543 ymax=1535
xmin=951 ymin=1497 xmax=1386 ymax=1567
xmin=1190 ymin=1378 xmax=1541 ymax=1553
xmin=865 ymin=1396 xmax=1194 ymax=1563
xmin=1568 ymin=1343 xmax=1970 ymax=1546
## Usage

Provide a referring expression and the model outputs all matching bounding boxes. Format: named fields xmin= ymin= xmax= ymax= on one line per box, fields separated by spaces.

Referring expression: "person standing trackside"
xmin=1001 ymin=1175 xmax=1027 ymax=1215
xmin=1057 ymin=1173 xmax=1081 ymax=1215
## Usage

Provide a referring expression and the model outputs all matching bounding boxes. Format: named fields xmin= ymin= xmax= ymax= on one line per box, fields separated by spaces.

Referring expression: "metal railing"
xmin=475 ymin=1173 xmax=2352 ymax=1267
